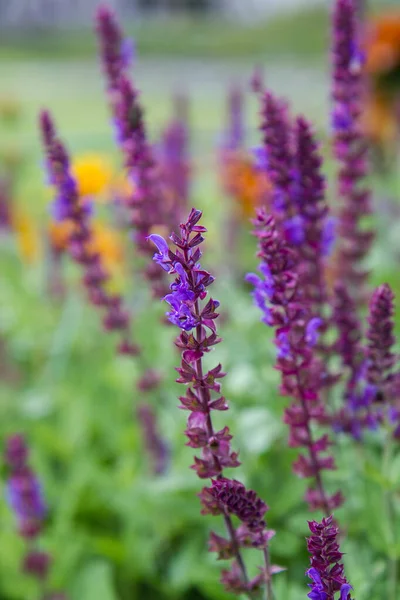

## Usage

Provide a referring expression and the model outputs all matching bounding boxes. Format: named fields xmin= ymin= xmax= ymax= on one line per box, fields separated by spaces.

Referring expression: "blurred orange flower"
xmin=48 ymin=220 xmax=75 ymax=253
xmin=364 ymin=9 xmax=400 ymax=144
xmin=221 ymin=152 xmax=271 ymax=218
xmin=72 ymin=153 xmax=114 ymax=200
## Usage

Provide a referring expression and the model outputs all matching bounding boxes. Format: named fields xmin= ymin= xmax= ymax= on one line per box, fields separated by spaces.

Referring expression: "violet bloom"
xmin=306 ymin=516 xmax=353 ymax=600
xmin=7 ymin=469 xmax=47 ymax=531
xmin=39 ymin=110 xmax=138 ymax=357
xmin=222 ymin=85 xmax=245 ymax=152
xmin=136 ymin=403 xmax=170 ymax=475
xmin=260 ymin=91 xmax=293 ymax=220
xmin=247 ymin=209 xmax=343 ymax=515
xmin=0 ymin=177 xmax=12 ymax=230
xmin=362 ymin=284 xmax=398 ymax=429
xmin=332 ymin=282 xmax=365 ymax=436
xmin=150 ymin=208 xmax=275 ymax=598
xmin=292 ymin=116 xmax=331 ymax=313
xmin=331 ymin=0 xmax=374 ymax=309
xmin=365 ymin=284 xmax=396 ymax=394
xmin=95 ymin=8 xmax=171 ymax=298
xmin=95 ymin=4 xmax=133 ymax=96
xmin=4 ymin=435 xmax=52 ymax=583
xmin=160 ymin=112 xmax=191 ymax=222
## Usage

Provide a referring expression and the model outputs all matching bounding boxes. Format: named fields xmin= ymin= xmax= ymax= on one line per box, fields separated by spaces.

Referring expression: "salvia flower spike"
xmin=306 ymin=516 xmax=353 ymax=600
xmin=4 ymin=435 xmax=65 ymax=597
xmin=39 ymin=109 xmax=138 ymax=357
xmin=247 ymin=210 xmax=343 ymax=514
xmin=260 ymin=91 xmax=293 ymax=222
xmin=331 ymin=0 xmax=374 ymax=308
xmin=149 ymin=208 xmax=276 ymax=598
xmin=95 ymin=6 xmax=171 ymax=297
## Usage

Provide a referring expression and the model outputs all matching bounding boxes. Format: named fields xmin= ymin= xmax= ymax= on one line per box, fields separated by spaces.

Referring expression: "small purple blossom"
xmin=283 ymin=215 xmax=305 ymax=245
xmin=321 ymin=217 xmax=337 ymax=257
xmin=252 ymin=145 xmax=268 ymax=171
xmin=305 ymin=318 xmax=323 ymax=347
xmin=306 ymin=516 xmax=353 ymax=600
xmin=148 ymin=234 xmax=171 ymax=272
xmin=7 ymin=471 xmax=47 ymax=525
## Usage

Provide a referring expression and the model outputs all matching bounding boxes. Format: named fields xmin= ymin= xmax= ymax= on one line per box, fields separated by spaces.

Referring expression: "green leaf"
xmin=71 ymin=560 xmax=117 ymax=600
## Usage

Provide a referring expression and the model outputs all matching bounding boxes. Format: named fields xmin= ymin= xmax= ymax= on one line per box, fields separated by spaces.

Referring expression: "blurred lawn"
xmin=0 ymin=6 xmax=328 ymax=61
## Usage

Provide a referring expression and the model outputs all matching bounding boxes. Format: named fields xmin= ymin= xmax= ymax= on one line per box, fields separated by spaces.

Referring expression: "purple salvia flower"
xmin=23 ymin=551 xmax=51 ymax=580
xmin=0 ymin=177 xmax=12 ymax=230
xmin=250 ymin=65 xmax=264 ymax=94
xmin=292 ymin=116 xmax=330 ymax=313
xmin=95 ymin=9 xmax=172 ymax=298
xmin=332 ymin=282 xmax=366 ymax=436
xmin=252 ymin=145 xmax=268 ymax=172
xmin=95 ymin=5 xmax=133 ymax=95
xmin=39 ymin=110 xmax=139 ymax=357
xmin=4 ymin=435 xmax=53 ymax=584
xmin=331 ymin=0 xmax=374 ymax=308
xmin=136 ymin=403 xmax=170 ymax=475
xmin=150 ymin=208 xmax=275 ymax=597
xmin=306 ymin=516 xmax=353 ymax=600
xmin=321 ymin=217 xmax=337 ymax=258
xmin=5 ymin=434 xmax=29 ymax=469
xmin=248 ymin=209 xmax=343 ymax=515
xmin=160 ymin=109 xmax=191 ymax=222
xmin=365 ymin=283 xmax=396 ymax=394
xmin=260 ymin=91 xmax=293 ymax=220
xmin=222 ymin=85 xmax=245 ymax=151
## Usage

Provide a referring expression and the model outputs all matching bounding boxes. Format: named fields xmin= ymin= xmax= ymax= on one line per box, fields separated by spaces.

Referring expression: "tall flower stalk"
xmin=96 ymin=5 xmax=171 ymax=298
xmin=150 ymin=208 xmax=278 ymax=597
xmin=331 ymin=0 xmax=374 ymax=309
xmin=247 ymin=210 xmax=343 ymax=515
xmin=39 ymin=110 xmax=138 ymax=357
xmin=4 ymin=435 xmax=65 ymax=599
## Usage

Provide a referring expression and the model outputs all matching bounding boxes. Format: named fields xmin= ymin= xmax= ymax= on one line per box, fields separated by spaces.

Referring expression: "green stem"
xmin=382 ymin=432 xmax=398 ymax=600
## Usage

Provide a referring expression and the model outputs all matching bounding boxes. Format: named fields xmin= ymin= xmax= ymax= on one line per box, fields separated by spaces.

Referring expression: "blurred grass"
xmin=0 ymin=6 xmax=328 ymax=61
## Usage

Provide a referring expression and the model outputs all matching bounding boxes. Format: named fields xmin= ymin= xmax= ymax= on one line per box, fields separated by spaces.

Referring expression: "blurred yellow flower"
xmin=88 ymin=221 xmax=126 ymax=289
xmin=72 ymin=153 xmax=113 ymax=200
xmin=112 ymin=170 xmax=136 ymax=202
xmin=12 ymin=210 xmax=40 ymax=264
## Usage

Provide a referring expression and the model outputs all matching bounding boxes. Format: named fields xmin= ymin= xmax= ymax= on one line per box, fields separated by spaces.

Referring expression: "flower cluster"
xmin=334 ymin=283 xmax=399 ymax=438
xmin=292 ymin=117 xmax=331 ymax=313
xmin=260 ymin=95 xmax=333 ymax=319
xmin=96 ymin=6 xmax=171 ymax=297
xmin=96 ymin=4 xmax=133 ymax=96
xmin=306 ymin=516 xmax=353 ymax=600
xmin=136 ymin=403 xmax=170 ymax=475
xmin=150 ymin=208 xmax=275 ymax=597
xmin=247 ymin=210 xmax=343 ymax=514
xmin=4 ymin=435 xmax=64 ymax=596
xmin=39 ymin=110 xmax=138 ymax=356
xmin=332 ymin=0 xmax=374 ymax=308
xmin=365 ymin=283 xmax=396 ymax=395
xmin=260 ymin=91 xmax=293 ymax=220
xmin=160 ymin=108 xmax=191 ymax=222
